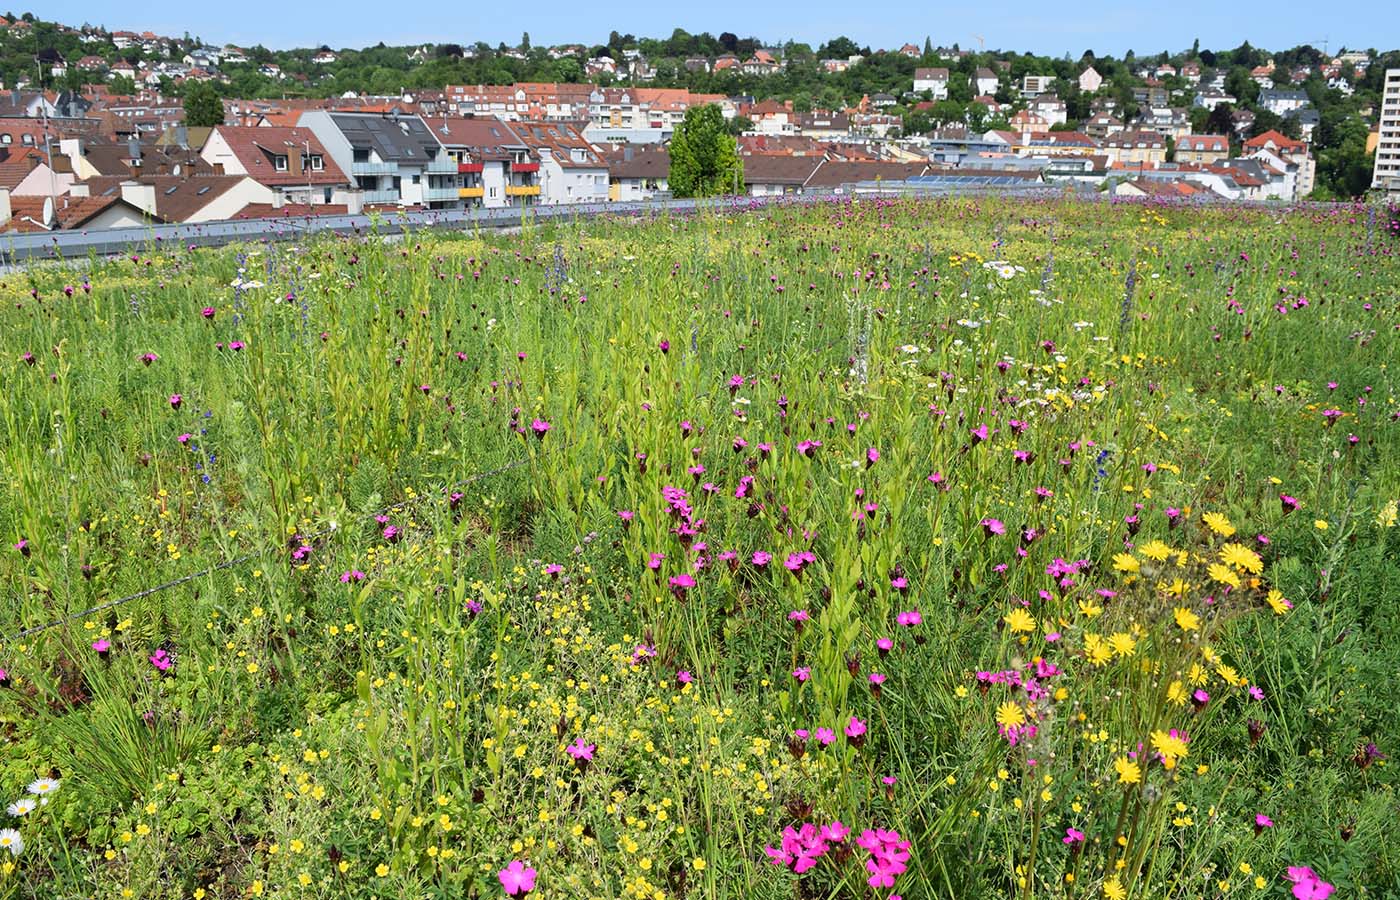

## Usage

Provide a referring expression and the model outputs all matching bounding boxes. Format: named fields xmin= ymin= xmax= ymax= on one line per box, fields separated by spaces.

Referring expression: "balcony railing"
xmin=459 ymin=186 xmax=485 ymax=199
xmin=422 ymin=185 xmax=463 ymax=202
xmin=504 ymin=184 xmax=540 ymax=196
xmin=361 ymin=189 xmax=400 ymax=204
xmin=425 ymin=157 xmax=459 ymax=174
xmin=510 ymin=162 xmax=540 ymax=173
xmin=457 ymin=162 xmax=484 ymax=174
xmin=350 ymin=161 xmax=397 ymax=175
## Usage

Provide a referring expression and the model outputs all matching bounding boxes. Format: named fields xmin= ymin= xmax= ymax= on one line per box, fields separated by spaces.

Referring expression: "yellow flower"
xmin=1167 ymin=680 xmax=1187 ymax=705
xmin=1266 ymin=589 xmax=1292 ymax=615
xmin=1005 ymin=608 xmax=1036 ymax=633
xmin=1085 ymin=635 xmax=1114 ymax=667
xmin=1207 ymin=563 xmax=1241 ymax=588
xmin=692 ymin=858 xmax=706 ymax=871
xmin=1112 ymin=553 xmax=1141 ymax=574
xmin=375 ymin=864 xmax=389 ymax=877
xmin=1104 ymin=875 xmax=1127 ymax=900
xmin=1150 ymin=730 xmax=1190 ymax=768
xmin=996 ymin=702 xmax=1027 ymax=729
xmin=1314 ymin=519 xmax=1329 ymax=530
xmin=1220 ymin=543 xmax=1263 ymax=574
xmin=1114 ymin=757 xmax=1141 ymax=784
xmin=1109 ymin=633 xmax=1136 ymax=658
xmin=1139 ymin=539 xmax=1172 ymax=561
xmin=1202 ymin=512 xmax=1236 ymax=537
xmin=1174 ymin=607 xmax=1201 ymax=631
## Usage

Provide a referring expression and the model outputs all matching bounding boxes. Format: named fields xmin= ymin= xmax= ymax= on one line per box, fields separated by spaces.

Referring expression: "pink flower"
xmin=1063 ymin=827 xmax=1085 ymax=845
xmin=565 ymin=738 xmax=595 ymax=762
xmin=845 ymin=716 xmax=867 ymax=739
xmin=498 ymin=859 xmax=537 ymax=896
xmin=1286 ymin=866 xmax=1333 ymax=900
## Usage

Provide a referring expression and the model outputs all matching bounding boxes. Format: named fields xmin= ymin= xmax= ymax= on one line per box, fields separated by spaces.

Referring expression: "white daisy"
xmin=0 ymin=828 xmax=21 ymax=856
xmin=26 ymin=778 xmax=59 ymax=797
xmin=6 ymin=798 xmax=34 ymax=817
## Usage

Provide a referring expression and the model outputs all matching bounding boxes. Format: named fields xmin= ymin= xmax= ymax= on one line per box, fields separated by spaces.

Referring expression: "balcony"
xmin=422 ymin=185 xmax=463 ymax=202
xmin=457 ymin=162 xmax=484 ymax=174
xmin=505 ymin=184 xmax=540 ymax=196
xmin=351 ymin=161 xmax=397 ymax=175
xmin=459 ymin=186 xmax=485 ymax=199
xmin=510 ymin=161 xmax=540 ymax=173
xmin=361 ymin=189 xmax=400 ymax=204
xmin=425 ymin=156 xmax=459 ymax=174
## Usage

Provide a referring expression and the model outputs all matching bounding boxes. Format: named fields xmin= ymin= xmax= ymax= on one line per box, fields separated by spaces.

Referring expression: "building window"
xmin=274 ymin=155 xmax=288 ymax=171
xmin=310 ymin=155 xmax=324 ymax=171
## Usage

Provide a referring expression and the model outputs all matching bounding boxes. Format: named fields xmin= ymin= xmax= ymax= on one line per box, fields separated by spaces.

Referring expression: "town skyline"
xmin=36 ymin=0 xmax=1400 ymax=58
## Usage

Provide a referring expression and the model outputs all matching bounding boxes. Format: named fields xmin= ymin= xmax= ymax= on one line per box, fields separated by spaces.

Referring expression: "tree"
xmin=520 ymin=32 xmax=530 ymax=52
xmin=719 ymin=32 xmax=738 ymax=54
xmin=1205 ymin=102 xmax=1235 ymax=135
xmin=183 ymin=80 xmax=224 ymax=127
xmin=819 ymin=36 xmax=861 ymax=60
xmin=668 ymin=104 xmax=743 ymax=197
xmin=725 ymin=114 xmax=753 ymax=135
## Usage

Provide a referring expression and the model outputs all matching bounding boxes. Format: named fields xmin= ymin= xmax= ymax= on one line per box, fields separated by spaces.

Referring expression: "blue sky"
xmin=42 ymin=0 xmax=1399 ymax=56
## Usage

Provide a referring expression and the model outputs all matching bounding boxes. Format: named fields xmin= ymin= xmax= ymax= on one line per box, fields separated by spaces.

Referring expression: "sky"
xmin=39 ymin=0 xmax=1400 ymax=57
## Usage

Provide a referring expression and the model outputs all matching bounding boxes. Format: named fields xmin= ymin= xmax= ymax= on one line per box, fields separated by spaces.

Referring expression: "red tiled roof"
xmin=208 ymin=126 xmax=349 ymax=186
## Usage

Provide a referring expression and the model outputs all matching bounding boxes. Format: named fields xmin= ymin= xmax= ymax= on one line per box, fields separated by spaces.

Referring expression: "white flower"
xmin=26 ymin=778 xmax=59 ymax=797
xmin=6 ymin=798 xmax=34 ymax=817
xmin=0 ymin=828 xmax=21 ymax=856
xmin=899 ymin=344 xmax=920 ymax=354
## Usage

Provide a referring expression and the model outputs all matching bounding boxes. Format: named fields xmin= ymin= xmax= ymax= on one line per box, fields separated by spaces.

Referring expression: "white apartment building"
xmin=1373 ymin=69 xmax=1400 ymax=197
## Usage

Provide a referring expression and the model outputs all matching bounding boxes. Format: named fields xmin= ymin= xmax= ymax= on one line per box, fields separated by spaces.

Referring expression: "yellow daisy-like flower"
xmin=1109 ymin=633 xmax=1137 ymax=658
xmin=1083 ymin=633 xmax=1112 ymax=665
xmin=1004 ymin=608 xmax=1037 ymax=633
xmin=1112 ymin=553 xmax=1141 ymax=574
xmin=1104 ymin=876 xmax=1128 ymax=900
xmin=1173 ymin=607 xmax=1201 ymax=632
xmin=1160 ymin=577 xmax=1189 ymax=597
xmin=1314 ymin=519 xmax=1329 ymax=530
xmin=1114 ymin=757 xmax=1141 ymax=785
xmin=1150 ymin=729 xmax=1190 ymax=767
xmin=1265 ymin=589 xmax=1292 ymax=615
xmin=1207 ymin=562 xmax=1241 ymax=588
xmin=1166 ymin=680 xmax=1187 ymax=705
xmin=1219 ymin=543 xmax=1263 ymax=574
xmin=996 ymin=702 xmax=1026 ymax=730
xmin=1139 ymin=539 xmax=1172 ymax=561
xmin=1078 ymin=599 xmax=1103 ymax=619
xmin=1202 ymin=512 xmax=1236 ymax=537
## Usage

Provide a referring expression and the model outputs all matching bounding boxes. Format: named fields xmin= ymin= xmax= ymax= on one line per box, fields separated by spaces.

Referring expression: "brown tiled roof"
xmin=209 ymin=126 xmax=349 ymax=186
xmin=803 ymin=160 xmax=927 ymax=188
xmin=602 ymin=146 xmax=668 ymax=180
xmin=740 ymin=154 xmax=823 ymax=185
xmin=81 ymin=174 xmax=249 ymax=222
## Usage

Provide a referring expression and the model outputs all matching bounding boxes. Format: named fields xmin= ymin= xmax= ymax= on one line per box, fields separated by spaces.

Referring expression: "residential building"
xmin=603 ymin=145 xmax=668 ymax=201
xmin=1174 ymin=134 xmax=1229 ymax=164
xmin=1084 ymin=112 xmax=1125 ymax=139
xmin=914 ymin=68 xmax=950 ymax=99
xmin=1243 ymin=129 xmax=1315 ymax=199
xmin=1259 ymin=89 xmax=1309 ymax=115
xmin=1103 ymin=130 xmax=1167 ymax=167
xmin=1193 ymin=88 xmax=1236 ymax=110
xmin=509 ymin=121 xmax=608 ymax=204
xmin=1370 ymin=69 xmax=1400 ymax=196
xmin=421 ymin=116 xmax=535 ymax=208
xmin=297 ymin=111 xmax=456 ymax=207
xmin=1078 ymin=66 xmax=1103 ymax=93
xmin=73 ymin=174 xmax=276 ymax=221
xmin=974 ymin=68 xmax=999 ymax=96
xmin=1021 ymin=75 xmax=1056 ymax=98
xmin=201 ymin=126 xmax=353 ymax=205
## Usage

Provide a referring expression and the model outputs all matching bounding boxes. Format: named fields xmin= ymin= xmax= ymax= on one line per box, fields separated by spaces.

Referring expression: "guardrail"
xmin=0 ymin=187 xmax=1341 ymax=267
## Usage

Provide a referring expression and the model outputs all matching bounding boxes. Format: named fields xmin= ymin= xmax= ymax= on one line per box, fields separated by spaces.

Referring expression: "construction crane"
xmin=973 ymin=34 xmax=986 ymax=51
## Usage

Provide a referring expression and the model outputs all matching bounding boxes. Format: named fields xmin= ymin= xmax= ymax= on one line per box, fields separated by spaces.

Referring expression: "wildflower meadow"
xmin=0 ymin=196 xmax=1397 ymax=900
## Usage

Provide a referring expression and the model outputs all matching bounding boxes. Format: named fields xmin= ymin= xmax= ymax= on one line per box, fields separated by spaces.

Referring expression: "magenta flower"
xmin=896 ymin=609 xmax=922 ymax=627
xmin=498 ymin=860 xmax=537 ymax=897
xmin=1063 ymin=827 xmax=1085 ymax=845
xmin=980 ymin=517 xmax=1006 ymax=537
xmin=565 ymin=738 xmax=595 ymax=762
xmin=1286 ymin=867 xmax=1333 ymax=900
xmin=814 ymin=726 xmax=835 ymax=745
xmin=340 ymin=570 xmax=366 ymax=583
xmin=969 ymin=423 xmax=989 ymax=444
xmin=530 ymin=419 xmax=551 ymax=439
xmin=792 ymin=666 xmax=811 ymax=682
xmin=169 ymin=394 xmax=182 ymax=409
xmin=149 ymin=648 xmax=172 ymax=673
xmin=201 ymin=306 xmax=215 ymax=319
xmin=752 ymin=550 xmax=771 ymax=567
xmin=92 ymin=638 xmax=111 ymax=654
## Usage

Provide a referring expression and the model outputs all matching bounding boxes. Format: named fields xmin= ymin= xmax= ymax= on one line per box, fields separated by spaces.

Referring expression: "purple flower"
xmin=498 ymin=860 xmax=537 ymax=897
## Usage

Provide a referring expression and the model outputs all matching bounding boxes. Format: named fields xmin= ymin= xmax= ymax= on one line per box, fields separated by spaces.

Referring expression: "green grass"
xmin=0 ymin=198 xmax=1396 ymax=900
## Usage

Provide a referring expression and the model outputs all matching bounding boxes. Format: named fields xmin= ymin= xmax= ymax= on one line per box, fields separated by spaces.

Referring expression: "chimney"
xmin=128 ymin=137 xmax=142 ymax=160
xmin=69 ymin=182 xmax=90 ymax=198
xmin=0 ymin=187 xmax=10 ymax=226
xmin=120 ymin=180 xmax=157 ymax=216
